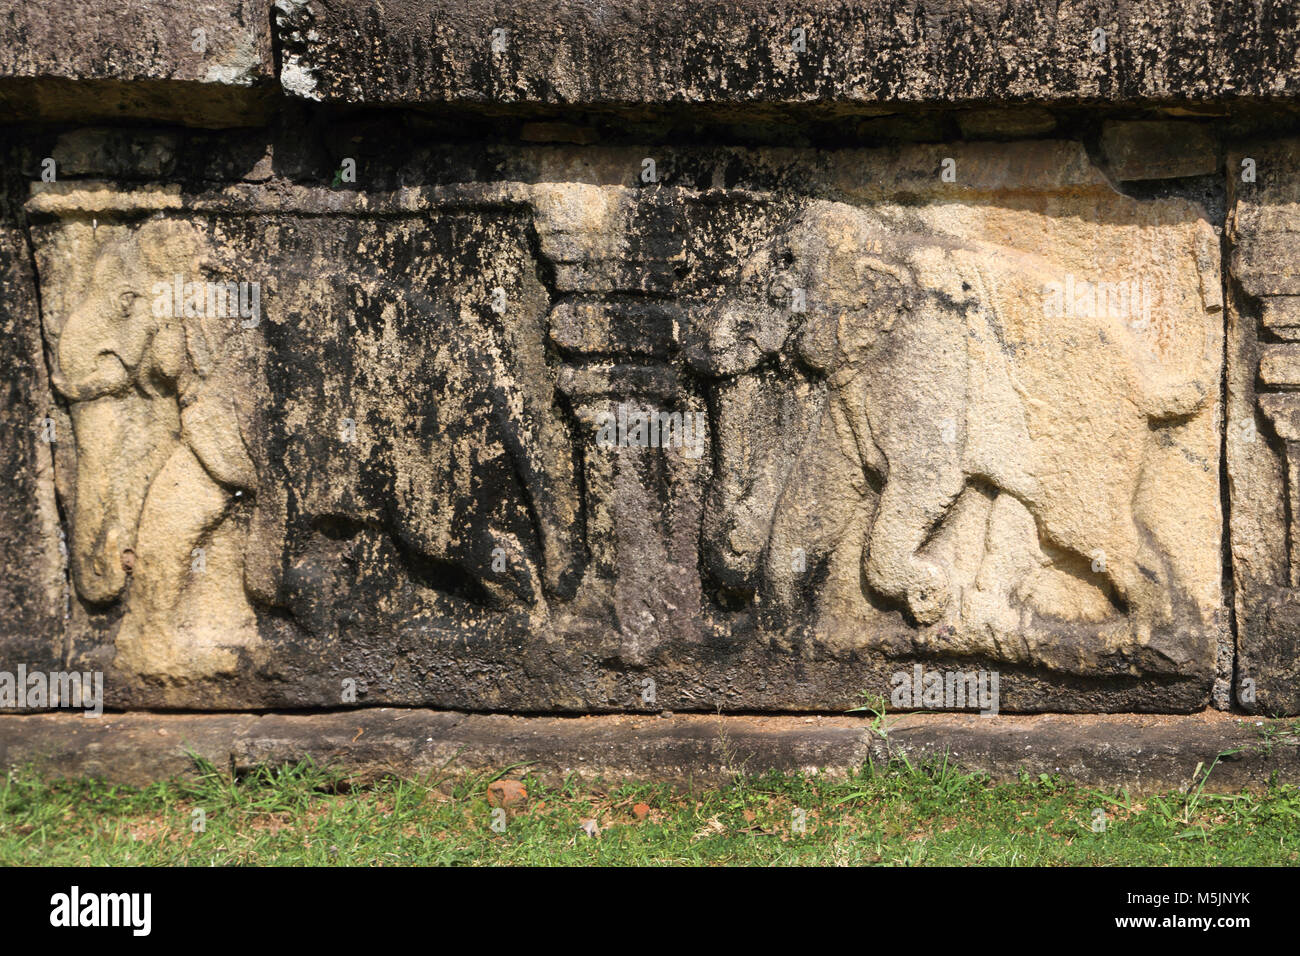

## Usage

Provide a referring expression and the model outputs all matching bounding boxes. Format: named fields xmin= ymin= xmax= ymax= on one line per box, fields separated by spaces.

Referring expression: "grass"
xmin=2 ymin=751 xmax=1300 ymax=865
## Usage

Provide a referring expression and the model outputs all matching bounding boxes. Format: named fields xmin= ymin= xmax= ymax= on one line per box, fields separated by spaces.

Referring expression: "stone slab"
xmin=1227 ymin=136 xmax=1300 ymax=714
xmin=0 ymin=0 xmax=275 ymax=126
xmin=1099 ymin=120 xmax=1218 ymax=180
xmin=6 ymin=137 xmax=1228 ymax=714
xmin=273 ymin=0 xmax=1300 ymax=110
xmin=0 ymin=709 xmax=1293 ymax=794
xmin=0 ymin=150 xmax=65 ymax=675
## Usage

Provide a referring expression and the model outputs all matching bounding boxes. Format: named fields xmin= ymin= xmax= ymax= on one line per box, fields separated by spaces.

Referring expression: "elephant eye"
xmin=119 ymin=291 xmax=137 ymax=314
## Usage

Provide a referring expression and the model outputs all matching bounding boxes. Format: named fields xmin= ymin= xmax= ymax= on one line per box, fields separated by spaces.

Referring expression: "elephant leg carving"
xmin=1099 ymin=517 xmax=1175 ymax=631
xmin=863 ymin=457 xmax=965 ymax=625
xmin=114 ymin=442 xmax=233 ymax=674
xmin=854 ymin=305 xmax=968 ymax=626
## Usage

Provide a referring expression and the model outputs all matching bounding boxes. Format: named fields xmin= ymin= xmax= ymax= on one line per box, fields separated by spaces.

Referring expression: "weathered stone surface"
xmin=1261 ymin=296 xmax=1300 ymax=338
xmin=1258 ymin=344 xmax=1300 ymax=387
xmin=6 ymin=2 xmax=1300 ymax=740
xmin=1099 ymin=120 xmax=1218 ymax=180
xmin=1227 ymin=136 xmax=1300 ymax=714
xmin=0 ymin=150 xmax=65 ymax=675
xmin=956 ymin=108 xmax=1056 ymax=140
xmin=272 ymin=0 xmax=1300 ymax=109
xmin=0 ymin=709 xmax=1294 ymax=794
xmin=4 ymin=0 xmax=1300 ymax=130
xmin=0 ymin=0 xmax=275 ymax=125
xmin=6 ymin=134 xmax=1225 ymax=714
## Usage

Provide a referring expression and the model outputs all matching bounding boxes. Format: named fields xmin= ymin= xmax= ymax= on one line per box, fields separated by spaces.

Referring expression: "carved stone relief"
xmin=1227 ymin=138 xmax=1300 ymax=714
xmin=14 ymin=139 xmax=1227 ymax=712
xmin=691 ymin=190 xmax=1223 ymax=681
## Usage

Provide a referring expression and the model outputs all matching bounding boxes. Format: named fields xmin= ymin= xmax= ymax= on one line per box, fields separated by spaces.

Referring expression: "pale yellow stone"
xmin=40 ymin=217 xmax=260 ymax=682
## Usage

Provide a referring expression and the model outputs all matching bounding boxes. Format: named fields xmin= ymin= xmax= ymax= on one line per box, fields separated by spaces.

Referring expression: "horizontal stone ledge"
xmin=19 ymin=139 xmax=1119 ymax=218
xmin=5 ymin=2 xmax=1300 ymax=126
xmin=0 ymin=77 xmax=278 ymax=128
xmin=0 ymin=0 xmax=276 ymax=126
xmin=1258 ymin=344 xmax=1300 ymax=387
xmin=0 ymin=708 xmax=1292 ymax=794
xmin=275 ymin=0 xmax=1300 ymax=109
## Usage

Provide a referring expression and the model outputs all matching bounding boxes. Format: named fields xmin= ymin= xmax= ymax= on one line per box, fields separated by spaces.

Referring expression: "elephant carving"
xmin=47 ymin=213 xmax=587 ymax=681
xmin=691 ymin=201 xmax=1218 ymax=632
xmin=49 ymin=217 xmax=261 ymax=678
xmin=254 ymin=217 xmax=586 ymax=622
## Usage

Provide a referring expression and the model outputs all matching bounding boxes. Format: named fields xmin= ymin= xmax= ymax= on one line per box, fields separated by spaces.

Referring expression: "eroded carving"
xmin=694 ymin=198 xmax=1222 ymax=662
xmin=39 ymin=205 xmax=586 ymax=684
xmin=1226 ymin=138 xmax=1300 ymax=712
xmin=20 ymin=140 xmax=1229 ymax=710
xmin=47 ymin=218 xmax=261 ymax=678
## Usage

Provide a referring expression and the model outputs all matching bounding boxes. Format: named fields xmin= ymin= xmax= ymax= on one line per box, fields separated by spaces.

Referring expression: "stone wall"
xmin=2 ymin=0 xmax=1299 ymax=716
